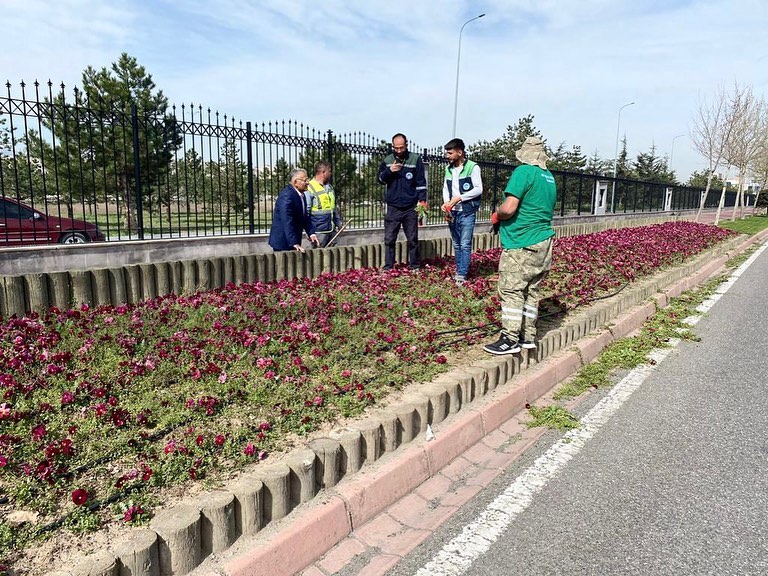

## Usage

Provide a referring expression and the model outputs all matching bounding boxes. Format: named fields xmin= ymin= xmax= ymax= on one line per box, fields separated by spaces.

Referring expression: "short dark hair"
xmin=315 ymin=161 xmax=331 ymax=174
xmin=444 ymin=138 xmax=465 ymax=152
xmin=392 ymin=133 xmax=408 ymax=144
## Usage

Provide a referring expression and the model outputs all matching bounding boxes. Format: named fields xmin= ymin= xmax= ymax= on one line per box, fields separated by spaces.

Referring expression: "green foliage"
xmin=718 ymin=215 xmax=768 ymax=235
xmin=64 ymin=506 xmax=101 ymax=534
xmin=688 ymin=169 xmax=725 ymax=190
xmin=548 ymin=143 xmax=587 ymax=173
xmin=526 ymin=405 xmax=580 ymax=430
xmin=632 ymin=144 xmax=675 ymax=184
xmin=585 ymin=150 xmax=611 ymax=176
xmin=25 ymin=53 xmax=182 ymax=232
xmin=468 ymin=114 xmax=542 ymax=163
xmin=0 ymin=117 xmax=10 ymax=153
xmin=298 ymin=139 xmax=361 ymax=204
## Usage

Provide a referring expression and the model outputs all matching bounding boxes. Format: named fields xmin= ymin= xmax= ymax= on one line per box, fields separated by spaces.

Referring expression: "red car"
xmin=0 ymin=197 xmax=106 ymax=246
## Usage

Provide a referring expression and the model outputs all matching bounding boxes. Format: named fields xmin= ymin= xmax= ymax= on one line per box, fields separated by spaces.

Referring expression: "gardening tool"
xmin=327 ymin=217 xmax=354 ymax=246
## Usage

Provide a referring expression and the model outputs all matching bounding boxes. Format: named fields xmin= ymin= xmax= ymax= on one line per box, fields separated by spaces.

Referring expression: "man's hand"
xmin=309 ymin=234 xmax=319 ymax=245
xmin=293 ymin=244 xmax=306 ymax=253
xmin=491 ymin=212 xmax=500 ymax=226
xmin=418 ymin=200 xmax=429 ymax=211
xmin=391 ymin=161 xmax=403 ymax=173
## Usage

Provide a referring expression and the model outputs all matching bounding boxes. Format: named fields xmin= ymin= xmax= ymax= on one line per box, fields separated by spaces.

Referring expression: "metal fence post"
xmin=246 ymin=121 xmax=255 ymax=235
xmin=131 ymin=104 xmax=144 ymax=240
xmin=326 ymin=129 xmax=334 ymax=171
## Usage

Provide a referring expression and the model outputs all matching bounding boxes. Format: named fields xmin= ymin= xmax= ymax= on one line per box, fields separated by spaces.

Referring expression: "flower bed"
xmin=0 ymin=221 xmax=736 ymax=570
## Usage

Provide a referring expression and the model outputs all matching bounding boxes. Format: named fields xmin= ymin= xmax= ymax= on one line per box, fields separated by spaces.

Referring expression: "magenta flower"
xmin=123 ymin=503 xmax=145 ymax=523
xmin=32 ymin=424 xmax=47 ymax=442
xmin=71 ymin=488 xmax=88 ymax=506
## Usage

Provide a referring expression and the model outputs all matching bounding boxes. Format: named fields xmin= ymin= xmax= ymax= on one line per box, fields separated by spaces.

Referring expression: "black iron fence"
xmin=0 ymin=81 xmax=750 ymax=247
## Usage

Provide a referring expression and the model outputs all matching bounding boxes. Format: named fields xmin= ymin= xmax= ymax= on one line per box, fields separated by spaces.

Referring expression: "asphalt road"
xmin=389 ymin=242 xmax=768 ymax=576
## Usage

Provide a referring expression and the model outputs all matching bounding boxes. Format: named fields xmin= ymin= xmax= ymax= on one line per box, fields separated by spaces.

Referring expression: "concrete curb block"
xmin=4 ymin=215 xmax=704 ymax=318
xmin=46 ymin=230 xmax=768 ymax=576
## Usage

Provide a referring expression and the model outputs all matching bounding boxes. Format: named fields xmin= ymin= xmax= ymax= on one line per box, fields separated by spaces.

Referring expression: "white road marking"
xmin=413 ymin=240 xmax=766 ymax=576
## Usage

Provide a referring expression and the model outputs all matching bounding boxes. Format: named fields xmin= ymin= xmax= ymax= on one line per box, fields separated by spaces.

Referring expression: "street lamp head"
xmin=452 ymin=13 xmax=487 ymax=137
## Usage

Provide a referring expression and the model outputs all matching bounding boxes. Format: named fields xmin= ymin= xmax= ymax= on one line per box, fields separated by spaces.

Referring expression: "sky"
xmin=2 ymin=0 xmax=767 ymax=181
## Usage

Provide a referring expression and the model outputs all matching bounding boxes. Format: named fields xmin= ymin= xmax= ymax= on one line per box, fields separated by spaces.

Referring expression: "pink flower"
xmin=61 ymin=391 xmax=75 ymax=405
xmin=71 ymin=488 xmax=88 ymax=506
xmin=243 ymin=443 xmax=256 ymax=456
xmin=0 ymin=455 xmax=7 ymax=467
xmin=312 ymin=396 xmax=324 ymax=406
xmin=123 ymin=503 xmax=145 ymax=523
xmin=214 ymin=435 xmax=225 ymax=446
xmin=32 ymin=424 xmax=47 ymax=441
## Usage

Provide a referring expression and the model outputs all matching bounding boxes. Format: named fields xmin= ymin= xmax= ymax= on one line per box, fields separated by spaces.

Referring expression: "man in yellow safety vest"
xmin=307 ymin=161 xmax=342 ymax=248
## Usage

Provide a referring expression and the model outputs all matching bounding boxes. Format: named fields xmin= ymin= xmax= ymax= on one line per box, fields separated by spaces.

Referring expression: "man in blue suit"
xmin=269 ymin=168 xmax=318 ymax=252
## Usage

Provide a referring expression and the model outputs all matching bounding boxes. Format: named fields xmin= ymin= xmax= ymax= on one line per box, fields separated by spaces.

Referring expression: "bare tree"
xmin=691 ymin=84 xmax=735 ymax=222
xmin=751 ymin=139 xmax=768 ymax=214
xmin=723 ymin=83 xmax=766 ymax=220
xmin=713 ymin=167 xmax=731 ymax=226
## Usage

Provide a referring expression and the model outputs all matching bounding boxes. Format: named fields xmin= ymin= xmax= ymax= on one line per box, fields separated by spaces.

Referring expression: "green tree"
xmin=585 ymin=150 xmax=611 ymax=176
xmin=688 ymin=170 xmax=725 ymax=190
xmin=217 ymin=138 xmax=249 ymax=219
xmin=0 ymin=117 xmax=9 ymax=154
xmin=549 ymin=143 xmax=587 ymax=173
xmin=615 ymin=137 xmax=631 ymax=178
xmin=299 ymin=141 xmax=359 ymax=207
xmin=27 ymin=53 xmax=182 ymax=232
xmin=468 ymin=114 xmax=543 ymax=163
xmin=633 ymin=144 xmax=674 ymax=183
xmin=1 ymin=118 xmax=47 ymax=204
xmin=172 ymin=148 xmax=205 ymax=215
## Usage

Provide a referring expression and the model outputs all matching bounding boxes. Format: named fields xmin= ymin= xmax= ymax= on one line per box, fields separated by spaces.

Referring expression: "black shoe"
xmin=520 ymin=339 xmax=536 ymax=350
xmin=483 ymin=333 xmax=521 ymax=355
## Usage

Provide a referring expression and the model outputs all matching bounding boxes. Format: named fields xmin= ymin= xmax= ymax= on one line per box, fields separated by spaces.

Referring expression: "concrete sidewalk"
xmin=189 ymin=228 xmax=768 ymax=576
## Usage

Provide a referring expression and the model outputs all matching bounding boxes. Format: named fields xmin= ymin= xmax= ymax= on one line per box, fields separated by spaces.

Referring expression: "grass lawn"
xmin=717 ymin=213 xmax=768 ymax=235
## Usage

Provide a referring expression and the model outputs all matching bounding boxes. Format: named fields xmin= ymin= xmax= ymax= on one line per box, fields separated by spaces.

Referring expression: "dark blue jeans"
xmin=448 ymin=210 xmax=477 ymax=278
xmin=384 ymin=204 xmax=419 ymax=268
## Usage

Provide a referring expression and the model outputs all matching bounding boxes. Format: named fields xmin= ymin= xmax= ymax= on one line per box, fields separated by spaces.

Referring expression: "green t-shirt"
xmin=499 ymin=164 xmax=556 ymax=249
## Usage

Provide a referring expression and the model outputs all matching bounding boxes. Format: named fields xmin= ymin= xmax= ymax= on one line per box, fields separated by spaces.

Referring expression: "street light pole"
xmin=669 ymin=133 xmax=685 ymax=173
xmin=452 ymin=13 xmax=485 ymax=137
xmin=611 ymin=101 xmax=635 ymax=213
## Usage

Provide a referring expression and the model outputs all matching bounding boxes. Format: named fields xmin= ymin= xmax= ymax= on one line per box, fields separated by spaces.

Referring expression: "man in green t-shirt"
xmin=484 ymin=136 xmax=556 ymax=355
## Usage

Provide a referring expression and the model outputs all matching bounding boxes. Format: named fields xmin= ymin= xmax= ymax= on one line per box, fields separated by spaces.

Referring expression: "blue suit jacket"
xmin=268 ymin=185 xmax=315 ymax=251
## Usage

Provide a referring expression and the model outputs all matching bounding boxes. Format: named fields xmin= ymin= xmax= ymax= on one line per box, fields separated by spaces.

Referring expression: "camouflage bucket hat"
xmin=515 ymin=136 xmax=549 ymax=169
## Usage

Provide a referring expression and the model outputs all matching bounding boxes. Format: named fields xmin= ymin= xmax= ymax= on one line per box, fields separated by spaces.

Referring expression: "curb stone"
xmin=45 ymin=230 xmax=767 ymax=576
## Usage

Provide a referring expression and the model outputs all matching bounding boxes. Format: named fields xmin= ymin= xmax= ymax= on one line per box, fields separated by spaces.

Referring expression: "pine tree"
xmin=26 ymin=53 xmax=182 ymax=232
xmin=468 ymin=115 xmax=543 ymax=164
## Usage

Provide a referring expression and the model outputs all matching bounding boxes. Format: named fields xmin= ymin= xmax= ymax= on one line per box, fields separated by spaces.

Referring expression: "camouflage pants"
xmin=497 ymin=237 xmax=554 ymax=341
